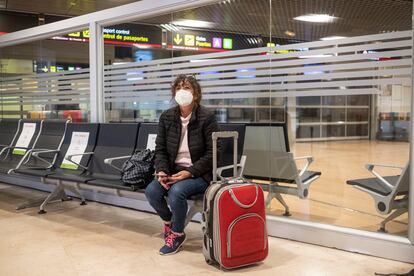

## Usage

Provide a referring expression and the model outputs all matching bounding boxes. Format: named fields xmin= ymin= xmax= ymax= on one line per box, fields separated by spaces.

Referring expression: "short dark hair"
xmin=171 ymin=74 xmax=202 ymax=107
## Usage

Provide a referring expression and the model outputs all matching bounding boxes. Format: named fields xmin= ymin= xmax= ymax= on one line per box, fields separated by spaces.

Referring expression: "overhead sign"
xmin=174 ymin=34 xmax=183 ymax=44
xmin=51 ymin=24 xmax=162 ymax=47
xmin=212 ymin=37 xmax=222 ymax=48
xmin=45 ymin=23 xmax=261 ymax=52
xmin=33 ymin=61 xmax=86 ymax=73
xmin=171 ymin=31 xmax=233 ymax=51
xmin=223 ymin=38 xmax=233 ymax=49
xmin=65 ymin=27 xmax=153 ymax=44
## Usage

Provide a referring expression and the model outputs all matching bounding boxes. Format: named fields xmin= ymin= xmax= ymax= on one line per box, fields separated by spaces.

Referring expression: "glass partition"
xmin=98 ymin=0 xmax=412 ymax=237
xmin=0 ymin=30 xmax=90 ymax=121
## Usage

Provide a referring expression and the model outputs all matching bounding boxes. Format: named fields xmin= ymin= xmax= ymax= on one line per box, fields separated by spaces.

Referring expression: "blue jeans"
xmin=145 ymin=177 xmax=208 ymax=233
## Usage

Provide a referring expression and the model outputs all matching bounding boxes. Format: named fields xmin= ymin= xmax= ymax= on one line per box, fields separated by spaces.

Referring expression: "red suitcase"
xmin=202 ymin=131 xmax=268 ymax=269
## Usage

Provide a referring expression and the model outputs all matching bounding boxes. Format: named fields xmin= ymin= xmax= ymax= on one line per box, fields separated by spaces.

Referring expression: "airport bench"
xmin=15 ymin=122 xmax=99 ymax=213
xmin=242 ymin=123 xmax=321 ymax=216
xmin=347 ymin=163 xmax=409 ymax=232
xmin=12 ymin=121 xmax=246 ymax=224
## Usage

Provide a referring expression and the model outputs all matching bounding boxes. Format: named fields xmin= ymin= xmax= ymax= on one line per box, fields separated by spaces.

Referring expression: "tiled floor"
xmin=0 ymin=184 xmax=412 ymax=276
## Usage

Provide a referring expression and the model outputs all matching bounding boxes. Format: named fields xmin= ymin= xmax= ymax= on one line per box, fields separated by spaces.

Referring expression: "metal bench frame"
xmin=349 ymin=163 xmax=409 ymax=232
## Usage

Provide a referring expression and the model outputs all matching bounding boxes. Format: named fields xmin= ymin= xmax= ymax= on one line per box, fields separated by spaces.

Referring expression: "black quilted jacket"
xmin=154 ymin=105 xmax=219 ymax=183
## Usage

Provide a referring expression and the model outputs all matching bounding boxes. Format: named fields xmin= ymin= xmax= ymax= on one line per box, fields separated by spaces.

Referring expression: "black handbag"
xmin=121 ymin=149 xmax=155 ymax=189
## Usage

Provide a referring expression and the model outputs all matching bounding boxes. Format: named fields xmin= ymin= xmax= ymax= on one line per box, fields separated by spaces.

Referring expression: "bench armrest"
xmin=216 ymin=155 xmax=247 ymax=179
xmin=294 ymin=156 xmax=314 ymax=176
xmin=12 ymin=149 xmax=59 ymax=171
xmin=0 ymin=145 xmax=13 ymax=157
xmin=366 ymin=163 xmax=405 ymax=170
xmin=66 ymin=152 xmax=94 ymax=171
xmin=26 ymin=148 xmax=59 ymax=163
xmin=0 ymin=145 xmax=32 ymax=159
xmin=31 ymin=149 xmax=60 ymax=168
xmin=365 ymin=163 xmax=405 ymax=190
xmin=4 ymin=146 xmax=30 ymax=150
xmin=11 ymin=149 xmax=34 ymax=172
xmin=32 ymin=149 xmax=60 ymax=156
xmin=104 ymin=155 xmax=131 ymax=172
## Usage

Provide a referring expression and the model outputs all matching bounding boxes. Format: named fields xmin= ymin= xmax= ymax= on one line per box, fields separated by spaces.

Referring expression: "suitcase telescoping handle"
xmin=212 ymin=131 xmax=238 ymax=182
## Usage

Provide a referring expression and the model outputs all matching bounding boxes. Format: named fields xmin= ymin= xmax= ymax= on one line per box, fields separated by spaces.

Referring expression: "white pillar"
xmin=89 ymin=22 xmax=105 ymax=123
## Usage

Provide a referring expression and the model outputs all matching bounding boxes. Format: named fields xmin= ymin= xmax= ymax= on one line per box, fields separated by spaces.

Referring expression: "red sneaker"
xmin=164 ymin=223 xmax=172 ymax=240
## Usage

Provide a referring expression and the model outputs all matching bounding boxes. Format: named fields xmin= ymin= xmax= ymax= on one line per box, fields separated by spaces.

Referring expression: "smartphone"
xmin=153 ymin=173 xmax=169 ymax=177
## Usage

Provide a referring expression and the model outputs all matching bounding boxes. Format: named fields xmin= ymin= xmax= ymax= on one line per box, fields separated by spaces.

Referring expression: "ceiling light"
xmin=169 ymin=24 xmax=181 ymax=32
xmin=160 ymin=24 xmax=171 ymax=31
xmin=294 ymin=14 xmax=337 ymax=23
xmin=160 ymin=24 xmax=181 ymax=32
xmin=284 ymin=30 xmax=296 ymax=37
xmin=171 ymin=19 xmax=215 ymax=28
xmin=320 ymin=36 xmax=347 ymax=41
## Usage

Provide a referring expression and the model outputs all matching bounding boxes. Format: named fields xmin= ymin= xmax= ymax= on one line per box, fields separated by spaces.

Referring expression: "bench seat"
xmin=346 ymin=175 xmax=407 ymax=196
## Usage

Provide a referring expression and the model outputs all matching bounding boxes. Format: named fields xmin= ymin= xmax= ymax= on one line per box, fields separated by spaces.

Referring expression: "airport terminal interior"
xmin=0 ymin=0 xmax=414 ymax=275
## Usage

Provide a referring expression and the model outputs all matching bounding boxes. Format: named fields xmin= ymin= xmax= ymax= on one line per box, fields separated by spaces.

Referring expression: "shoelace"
xmin=165 ymin=233 xmax=179 ymax=248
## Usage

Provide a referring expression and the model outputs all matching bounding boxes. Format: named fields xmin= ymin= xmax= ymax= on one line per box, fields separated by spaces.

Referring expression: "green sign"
xmin=12 ymin=149 xmax=26 ymax=155
xmin=223 ymin=38 xmax=233 ymax=49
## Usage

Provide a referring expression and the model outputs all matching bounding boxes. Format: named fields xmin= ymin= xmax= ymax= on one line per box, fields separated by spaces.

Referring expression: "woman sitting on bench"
xmin=145 ymin=74 xmax=219 ymax=255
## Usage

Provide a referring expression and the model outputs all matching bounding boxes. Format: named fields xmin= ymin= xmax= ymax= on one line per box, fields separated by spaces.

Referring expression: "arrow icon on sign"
xmin=174 ymin=34 xmax=182 ymax=45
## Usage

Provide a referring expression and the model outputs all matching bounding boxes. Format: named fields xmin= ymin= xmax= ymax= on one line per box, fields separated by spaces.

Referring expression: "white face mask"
xmin=175 ymin=89 xmax=194 ymax=107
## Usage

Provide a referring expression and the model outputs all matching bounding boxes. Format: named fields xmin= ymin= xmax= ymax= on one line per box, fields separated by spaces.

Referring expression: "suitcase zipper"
xmin=226 ymin=213 xmax=267 ymax=258
xmin=203 ymin=183 xmax=224 ymax=261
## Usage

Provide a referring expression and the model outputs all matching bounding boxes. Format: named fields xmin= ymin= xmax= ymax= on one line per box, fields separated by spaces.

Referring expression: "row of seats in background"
xmin=0 ymin=118 xmax=405 ymax=232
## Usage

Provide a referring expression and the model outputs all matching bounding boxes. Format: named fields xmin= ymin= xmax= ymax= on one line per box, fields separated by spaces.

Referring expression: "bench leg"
xmin=265 ymin=191 xmax=274 ymax=209
xmin=378 ymin=208 xmax=407 ymax=233
xmin=38 ymin=184 xmax=65 ymax=214
xmin=16 ymin=197 xmax=52 ymax=210
xmin=65 ymin=186 xmax=87 ymax=206
xmin=264 ymin=184 xmax=275 ymax=209
xmin=184 ymin=200 xmax=203 ymax=228
xmin=274 ymin=193 xmax=291 ymax=217
xmin=57 ymin=188 xmax=72 ymax=202
xmin=16 ymin=184 xmax=66 ymax=211
xmin=264 ymin=184 xmax=291 ymax=216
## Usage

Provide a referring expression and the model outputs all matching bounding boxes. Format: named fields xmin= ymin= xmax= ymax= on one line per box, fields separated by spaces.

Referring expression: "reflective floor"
xmin=0 ymin=183 xmax=412 ymax=276
xmin=265 ymin=140 xmax=409 ymax=235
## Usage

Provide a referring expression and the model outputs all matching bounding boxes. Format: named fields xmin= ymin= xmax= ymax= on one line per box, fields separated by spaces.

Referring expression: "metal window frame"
xmin=0 ymin=0 xmax=413 ymax=263
xmin=409 ymin=0 xmax=414 ymax=245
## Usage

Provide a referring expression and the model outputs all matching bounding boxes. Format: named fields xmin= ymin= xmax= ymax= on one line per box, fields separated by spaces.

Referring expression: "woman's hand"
xmin=157 ymin=171 xmax=170 ymax=189
xmin=166 ymin=170 xmax=192 ymax=185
